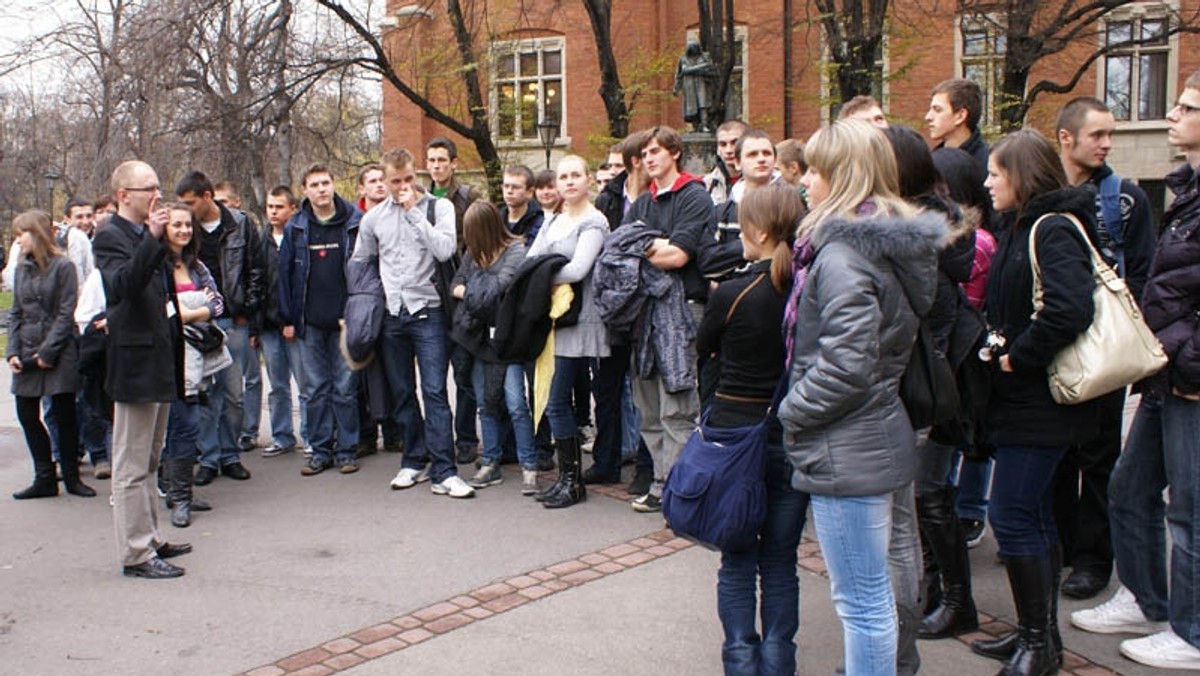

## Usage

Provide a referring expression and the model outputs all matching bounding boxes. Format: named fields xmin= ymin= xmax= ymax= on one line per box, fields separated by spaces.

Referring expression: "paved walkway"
xmin=0 ymin=367 xmax=1162 ymax=676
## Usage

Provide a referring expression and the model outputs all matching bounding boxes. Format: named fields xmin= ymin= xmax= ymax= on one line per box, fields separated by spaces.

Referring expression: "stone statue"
xmin=674 ymin=41 xmax=715 ymax=133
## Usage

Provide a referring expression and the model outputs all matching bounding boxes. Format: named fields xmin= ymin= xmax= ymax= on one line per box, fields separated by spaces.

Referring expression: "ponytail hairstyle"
xmin=738 ymin=184 xmax=805 ymax=293
xmin=463 ymin=200 xmax=519 ymax=268
xmin=11 ymin=210 xmax=61 ymax=272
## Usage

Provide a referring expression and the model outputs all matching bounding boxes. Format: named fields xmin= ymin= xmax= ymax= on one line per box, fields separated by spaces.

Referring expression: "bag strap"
xmin=723 ymin=272 xmax=766 ymax=325
xmin=1029 ymin=212 xmax=1120 ymax=316
xmin=1098 ymin=174 xmax=1126 ymax=277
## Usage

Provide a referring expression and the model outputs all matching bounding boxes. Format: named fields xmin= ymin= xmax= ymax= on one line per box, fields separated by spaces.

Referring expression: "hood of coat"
xmin=813 ymin=210 xmax=947 ymax=316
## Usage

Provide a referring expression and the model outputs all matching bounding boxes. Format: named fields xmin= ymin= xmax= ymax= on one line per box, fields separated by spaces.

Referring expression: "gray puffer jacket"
xmin=780 ymin=211 xmax=945 ymax=497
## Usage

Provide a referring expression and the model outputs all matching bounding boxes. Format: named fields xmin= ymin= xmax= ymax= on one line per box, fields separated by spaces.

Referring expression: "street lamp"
xmin=537 ymin=117 xmax=558 ymax=170
xmin=43 ymin=169 xmax=60 ymax=214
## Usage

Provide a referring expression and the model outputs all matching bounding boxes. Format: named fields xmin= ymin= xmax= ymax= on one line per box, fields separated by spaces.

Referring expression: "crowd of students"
xmin=5 ymin=71 xmax=1199 ymax=676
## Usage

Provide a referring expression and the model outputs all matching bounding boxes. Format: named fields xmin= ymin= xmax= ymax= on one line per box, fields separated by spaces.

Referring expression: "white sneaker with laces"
xmin=431 ymin=475 xmax=476 ymax=498
xmin=1071 ymin=586 xmax=1168 ymax=635
xmin=389 ymin=467 xmax=429 ymax=490
xmin=1120 ymin=629 xmax=1200 ymax=670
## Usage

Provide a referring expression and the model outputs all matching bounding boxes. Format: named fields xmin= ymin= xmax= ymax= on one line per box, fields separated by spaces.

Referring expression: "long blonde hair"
xmin=12 ymin=210 xmax=61 ymax=272
xmin=797 ymin=118 xmax=915 ymax=239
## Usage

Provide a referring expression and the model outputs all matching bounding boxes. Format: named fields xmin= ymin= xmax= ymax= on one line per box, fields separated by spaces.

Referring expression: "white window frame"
xmin=686 ymin=26 xmax=749 ymax=122
xmin=1098 ymin=3 xmax=1178 ymax=129
xmin=956 ymin=13 xmax=1007 ymax=135
xmin=489 ymin=37 xmax=568 ymax=147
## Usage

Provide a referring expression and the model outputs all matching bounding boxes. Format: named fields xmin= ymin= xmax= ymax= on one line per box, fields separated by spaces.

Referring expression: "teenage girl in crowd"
xmin=527 ymin=156 xmax=609 ymax=509
xmin=970 ymin=129 xmax=1100 ymax=676
xmin=782 ymin=119 xmax=944 ymax=675
xmin=698 ymin=184 xmax=809 ymax=676
xmin=7 ymin=210 xmax=94 ymax=500
xmin=451 ymin=201 xmax=536 ymax=493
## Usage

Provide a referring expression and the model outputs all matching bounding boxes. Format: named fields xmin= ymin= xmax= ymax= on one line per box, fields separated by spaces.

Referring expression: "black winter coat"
xmin=92 ymin=215 xmax=183 ymax=403
xmin=1140 ymin=162 xmax=1200 ymax=395
xmin=206 ymin=204 xmax=265 ymax=329
xmin=492 ymin=254 xmax=571 ymax=362
xmin=985 ymin=188 xmax=1100 ymax=447
xmin=596 ymin=170 xmax=628 ymax=231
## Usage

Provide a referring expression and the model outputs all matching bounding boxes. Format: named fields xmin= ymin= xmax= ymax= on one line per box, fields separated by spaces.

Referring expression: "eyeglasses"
xmin=122 ymin=185 xmax=161 ymax=193
xmin=1173 ymin=101 xmax=1200 ymax=116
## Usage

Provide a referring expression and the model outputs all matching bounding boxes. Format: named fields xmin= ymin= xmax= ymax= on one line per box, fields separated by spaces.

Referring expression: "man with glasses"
xmin=93 ymin=161 xmax=191 ymax=578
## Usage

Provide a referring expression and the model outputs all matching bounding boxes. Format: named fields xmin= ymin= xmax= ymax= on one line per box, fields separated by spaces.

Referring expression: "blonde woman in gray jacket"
xmin=781 ymin=119 xmax=944 ymax=675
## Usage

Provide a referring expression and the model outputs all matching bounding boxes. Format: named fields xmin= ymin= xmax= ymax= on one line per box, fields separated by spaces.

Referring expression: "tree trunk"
xmin=582 ymin=0 xmax=629 ymax=138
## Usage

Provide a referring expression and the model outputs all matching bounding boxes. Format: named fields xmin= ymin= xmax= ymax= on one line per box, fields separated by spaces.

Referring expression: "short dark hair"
xmin=175 ymin=170 xmax=215 ymax=198
xmin=65 ymin=198 xmax=91 ymax=217
xmin=931 ymin=78 xmax=983 ymax=132
xmin=839 ymin=95 xmax=882 ymax=120
xmin=715 ymin=119 xmax=748 ymax=136
xmin=532 ymin=169 xmax=556 ymax=190
xmin=357 ymin=163 xmax=385 ymax=185
xmin=301 ymin=163 xmax=331 ymax=187
xmin=637 ymin=126 xmax=684 ymax=161
xmin=775 ymin=139 xmax=806 ymax=172
xmin=426 ymin=136 xmax=458 ymax=160
xmin=620 ymin=129 xmax=652 ymax=169
xmin=503 ymin=165 xmax=534 ymax=188
xmin=267 ymin=185 xmax=297 ymax=207
xmin=883 ymin=125 xmax=939 ymax=200
xmin=93 ymin=195 xmax=115 ymax=212
xmin=1056 ymin=96 xmax=1109 ymax=138
xmin=735 ymin=129 xmax=774 ymax=161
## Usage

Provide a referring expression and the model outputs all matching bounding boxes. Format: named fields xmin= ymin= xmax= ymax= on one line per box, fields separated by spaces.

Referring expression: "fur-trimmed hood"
xmin=813 ymin=210 xmax=948 ymax=316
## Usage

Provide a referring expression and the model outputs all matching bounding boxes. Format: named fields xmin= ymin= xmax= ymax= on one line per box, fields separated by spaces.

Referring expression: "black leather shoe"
xmin=123 ymin=557 xmax=184 ymax=579
xmin=1061 ymin=569 xmax=1108 ymax=600
xmin=194 ymin=465 xmax=217 ymax=486
xmin=581 ymin=465 xmax=620 ymax=485
xmin=220 ymin=462 xmax=251 ymax=481
xmin=156 ymin=542 xmax=193 ymax=559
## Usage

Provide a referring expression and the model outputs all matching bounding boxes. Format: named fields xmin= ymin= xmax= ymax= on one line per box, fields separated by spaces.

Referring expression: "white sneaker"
xmin=389 ymin=467 xmax=429 ymax=490
xmin=431 ymin=475 xmax=475 ymax=499
xmin=1071 ymin=586 xmax=1168 ymax=635
xmin=1120 ymin=629 xmax=1200 ymax=670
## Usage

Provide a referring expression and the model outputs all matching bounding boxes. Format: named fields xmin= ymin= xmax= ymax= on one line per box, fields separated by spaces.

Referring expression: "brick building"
xmin=382 ymin=0 xmax=1200 ymax=212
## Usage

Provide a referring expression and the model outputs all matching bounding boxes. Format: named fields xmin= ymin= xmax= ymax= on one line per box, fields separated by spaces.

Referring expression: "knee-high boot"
xmin=534 ymin=439 xmax=570 ymax=502
xmin=544 ymin=436 xmax=586 ymax=509
xmin=974 ymin=556 xmax=1056 ymax=676
xmin=1047 ymin=543 xmax=1063 ymax=668
xmin=166 ymin=457 xmax=195 ymax=528
xmin=918 ymin=486 xmax=979 ymax=638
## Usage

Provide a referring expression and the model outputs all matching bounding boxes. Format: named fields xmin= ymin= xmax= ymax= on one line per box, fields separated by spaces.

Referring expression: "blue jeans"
xmin=383 ymin=308 xmax=456 ymax=483
xmin=78 ymin=390 xmax=111 ymax=465
xmin=198 ymin=320 xmax=247 ymax=469
xmin=811 ymin=492 xmax=897 ymax=676
xmin=260 ymin=329 xmax=306 ymax=448
xmin=1110 ymin=393 xmax=1200 ymax=646
xmin=718 ymin=442 xmax=810 ymax=676
xmin=164 ymin=399 xmax=200 ymax=460
xmin=546 ymin=356 xmax=588 ymax=439
xmin=954 ymin=457 xmax=991 ymax=521
xmin=297 ymin=324 xmax=358 ymax=463
xmin=988 ymin=445 xmax=1064 ymax=558
xmin=235 ymin=325 xmax=263 ymax=445
xmin=473 ymin=360 xmax=536 ymax=469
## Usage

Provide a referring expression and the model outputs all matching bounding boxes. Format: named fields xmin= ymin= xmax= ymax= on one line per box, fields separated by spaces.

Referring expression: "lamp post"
xmin=537 ymin=117 xmax=558 ymax=170
xmin=43 ymin=169 xmax=60 ymax=215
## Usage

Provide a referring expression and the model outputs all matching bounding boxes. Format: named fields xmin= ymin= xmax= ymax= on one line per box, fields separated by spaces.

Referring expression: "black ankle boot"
xmin=60 ymin=457 xmax=97 ymax=498
xmin=972 ymin=631 xmax=1019 ymax=662
xmin=988 ymin=555 xmax=1056 ymax=676
xmin=544 ymin=437 xmax=586 ymax=509
xmin=13 ymin=475 xmax=58 ymax=499
xmin=918 ymin=487 xmax=978 ymax=639
xmin=165 ymin=458 xmax=194 ymax=528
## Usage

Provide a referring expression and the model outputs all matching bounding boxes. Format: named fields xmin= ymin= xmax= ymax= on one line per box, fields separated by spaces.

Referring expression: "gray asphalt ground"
xmin=0 ymin=367 xmax=1163 ymax=675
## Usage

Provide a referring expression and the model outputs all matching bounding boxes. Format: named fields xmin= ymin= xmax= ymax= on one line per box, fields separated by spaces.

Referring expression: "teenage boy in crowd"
xmin=279 ymin=165 xmax=362 ymax=476
xmin=704 ymin=119 xmax=748 ymax=205
xmin=500 ymin=165 xmax=543 ymax=245
xmin=1052 ymin=96 xmax=1158 ymax=601
xmin=425 ymin=136 xmax=483 ymax=465
xmin=926 ymin=78 xmax=990 ymax=173
xmin=258 ymin=185 xmax=306 ymax=458
xmin=176 ymin=171 xmax=264 ymax=484
xmin=360 ymin=148 xmax=475 ymax=499
xmin=623 ymin=126 xmax=715 ymax=512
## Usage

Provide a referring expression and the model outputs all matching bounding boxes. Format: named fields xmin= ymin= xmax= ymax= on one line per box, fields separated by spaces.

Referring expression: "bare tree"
xmin=811 ymin=0 xmax=891 ymax=108
xmin=696 ymin=0 xmax=739 ymax=124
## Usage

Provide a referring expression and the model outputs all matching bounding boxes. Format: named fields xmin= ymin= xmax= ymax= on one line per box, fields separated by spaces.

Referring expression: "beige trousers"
xmin=111 ymin=401 xmax=170 ymax=566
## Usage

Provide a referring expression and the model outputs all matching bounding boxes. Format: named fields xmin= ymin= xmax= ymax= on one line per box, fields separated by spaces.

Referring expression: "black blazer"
xmin=92 ymin=215 xmax=183 ymax=403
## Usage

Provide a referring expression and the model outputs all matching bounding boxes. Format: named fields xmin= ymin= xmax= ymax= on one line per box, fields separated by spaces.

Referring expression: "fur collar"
xmin=814 ymin=210 xmax=948 ymax=261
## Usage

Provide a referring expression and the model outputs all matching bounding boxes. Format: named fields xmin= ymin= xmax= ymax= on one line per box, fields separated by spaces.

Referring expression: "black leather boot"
xmin=896 ymin=603 xmax=921 ymax=676
xmin=534 ymin=440 xmax=569 ymax=502
xmin=13 ymin=442 xmax=58 ymax=500
xmin=60 ymin=455 xmax=97 ymax=498
xmin=918 ymin=487 xmax=979 ymax=639
xmin=1047 ymin=544 xmax=1064 ymax=668
xmin=980 ymin=556 xmax=1056 ymax=676
xmin=165 ymin=458 xmax=193 ymax=528
xmin=544 ymin=437 xmax=586 ymax=509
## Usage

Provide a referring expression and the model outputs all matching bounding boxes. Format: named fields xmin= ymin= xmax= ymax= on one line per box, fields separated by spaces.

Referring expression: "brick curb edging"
xmin=238 ymin=528 xmax=694 ymax=676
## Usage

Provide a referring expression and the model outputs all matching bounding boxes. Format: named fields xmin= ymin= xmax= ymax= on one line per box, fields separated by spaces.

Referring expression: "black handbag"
xmin=900 ymin=319 xmax=959 ymax=430
xmin=182 ymin=321 xmax=226 ymax=354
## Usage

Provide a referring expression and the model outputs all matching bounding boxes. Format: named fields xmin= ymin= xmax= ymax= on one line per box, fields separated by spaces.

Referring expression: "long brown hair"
xmin=738 ymin=184 xmax=805 ymax=293
xmin=163 ymin=201 xmax=201 ymax=267
xmin=990 ymin=129 xmax=1067 ymax=212
xmin=11 ymin=210 xmax=61 ymax=272
xmin=463 ymin=201 xmax=519 ymax=268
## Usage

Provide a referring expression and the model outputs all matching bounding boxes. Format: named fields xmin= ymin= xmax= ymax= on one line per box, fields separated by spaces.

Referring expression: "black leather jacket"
xmin=213 ymin=204 xmax=266 ymax=331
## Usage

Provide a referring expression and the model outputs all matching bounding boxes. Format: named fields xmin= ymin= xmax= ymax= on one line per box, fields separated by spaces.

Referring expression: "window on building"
xmin=686 ymin=27 xmax=748 ymax=122
xmin=492 ymin=38 xmax=564 ymax=143
xmin=1103 ymin=14 xmax=1169 ymax=122
xmin=959 ymin=14 xmax=1006 ymax=131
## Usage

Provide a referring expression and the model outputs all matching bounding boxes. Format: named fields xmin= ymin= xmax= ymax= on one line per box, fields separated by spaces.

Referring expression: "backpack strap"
xmin=1098 ymin=173 xmax=1126 ymax=277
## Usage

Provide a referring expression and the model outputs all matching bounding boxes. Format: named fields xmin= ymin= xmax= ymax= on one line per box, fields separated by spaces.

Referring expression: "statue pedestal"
xmin=681 ymin=132 xmax=716 ymax=177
